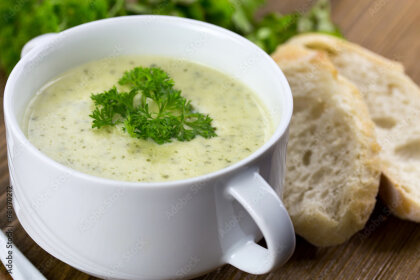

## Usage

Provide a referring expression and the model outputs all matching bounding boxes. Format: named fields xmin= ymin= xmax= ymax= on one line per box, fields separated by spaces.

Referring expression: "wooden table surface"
xmin=1 ymin=0 xmax=420 ymax=279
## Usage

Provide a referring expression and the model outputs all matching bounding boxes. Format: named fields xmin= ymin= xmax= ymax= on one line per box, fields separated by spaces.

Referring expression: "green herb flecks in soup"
xmin=24 ymin=56 xmax=274 ymax=182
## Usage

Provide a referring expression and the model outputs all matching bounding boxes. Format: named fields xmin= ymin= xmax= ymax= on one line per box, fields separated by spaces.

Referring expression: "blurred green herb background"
xmin=0 ymin=0 xmax=341 ymax=74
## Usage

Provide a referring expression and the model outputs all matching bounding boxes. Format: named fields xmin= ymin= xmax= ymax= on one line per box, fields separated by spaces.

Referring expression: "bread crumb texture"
xmin=288 ymin=34 xmax=420 ymax=222
xmin=272 ymin=45 xmax=381 ymax=246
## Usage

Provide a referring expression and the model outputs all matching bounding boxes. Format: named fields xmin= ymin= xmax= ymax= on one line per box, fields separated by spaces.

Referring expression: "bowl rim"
xmin=4 ymin=15 xmax=293 ymax=189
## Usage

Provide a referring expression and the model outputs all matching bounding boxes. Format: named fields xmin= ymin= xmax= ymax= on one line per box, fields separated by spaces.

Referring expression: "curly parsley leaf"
xmin=90 ymin=66 xmax=217 ymax=144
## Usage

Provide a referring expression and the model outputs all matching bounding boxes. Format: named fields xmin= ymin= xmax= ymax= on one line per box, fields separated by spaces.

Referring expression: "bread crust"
xmin=287 ymin=33 xmax=404 ymax=72
xmin=287 ymin=34 xmax=420 ymax=223
xmin=272 ymin=45 xmax=381 ymax=246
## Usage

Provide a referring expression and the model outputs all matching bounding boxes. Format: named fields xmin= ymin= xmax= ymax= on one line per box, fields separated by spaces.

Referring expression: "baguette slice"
xmin=272 ymin=45 xmax=381 ymax=246
xmin=287 ymin=34 xmax=420 ymax=222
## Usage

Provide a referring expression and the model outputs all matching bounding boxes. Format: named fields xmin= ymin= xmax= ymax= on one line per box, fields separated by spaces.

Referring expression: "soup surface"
xmin=24 ymin=56 xmax=274 ymax=182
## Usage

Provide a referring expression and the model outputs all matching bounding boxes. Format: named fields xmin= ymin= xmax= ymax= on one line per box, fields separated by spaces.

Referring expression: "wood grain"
xmin=1 ymin=0 xmax=420 ymax=279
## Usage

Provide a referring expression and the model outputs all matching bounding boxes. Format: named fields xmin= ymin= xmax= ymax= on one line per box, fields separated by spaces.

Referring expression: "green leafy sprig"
xmin=0 ymin=0 xmax=341 ymax=74
xmin=90 ymin=66 xmax=217 ymax=144
xmin=247 ymin=0 xmax=342 ymax=53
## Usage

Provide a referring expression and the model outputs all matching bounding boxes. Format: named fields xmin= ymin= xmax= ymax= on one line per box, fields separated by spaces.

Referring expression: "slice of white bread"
xmin=287 ymin=34 xmax=420 ymax=222
xmin=271 ymin=45 xmax=381 ymax=246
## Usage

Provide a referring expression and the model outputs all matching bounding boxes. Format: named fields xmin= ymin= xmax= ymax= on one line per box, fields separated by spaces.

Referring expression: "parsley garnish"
xmin=90 ymin=66 xmax=217 ymax=144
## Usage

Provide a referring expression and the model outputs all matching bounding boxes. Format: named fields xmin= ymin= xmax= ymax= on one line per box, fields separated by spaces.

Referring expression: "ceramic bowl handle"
xmin=224 ymin=169 xmax=295 ymax=274
xmin=21 ymin=33 xmax=58 ymax=58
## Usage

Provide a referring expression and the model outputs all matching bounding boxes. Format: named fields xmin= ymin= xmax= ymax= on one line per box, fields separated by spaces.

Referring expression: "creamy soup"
xmin=24 ymin=56 xmax=274 ymax=182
